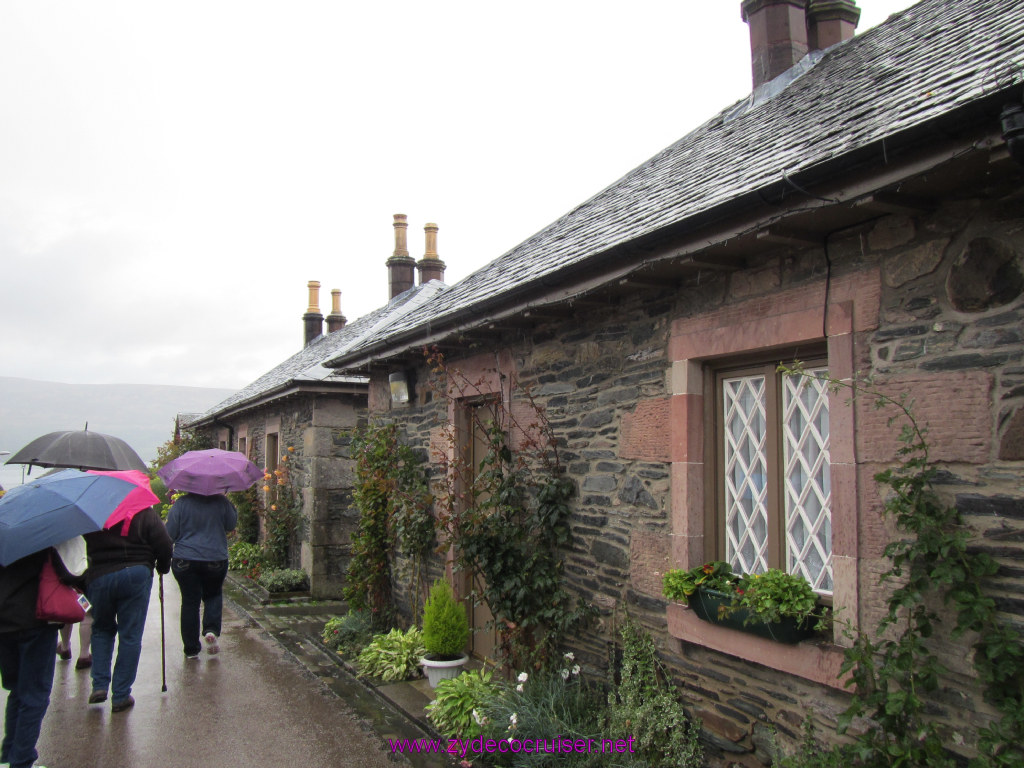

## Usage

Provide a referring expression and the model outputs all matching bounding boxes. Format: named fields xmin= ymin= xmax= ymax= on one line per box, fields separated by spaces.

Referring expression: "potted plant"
xmin=663 ymin=561 xmax=823 ymax=644
xmin=662 ymin=560 xmax=739 ymax=600
xmin=420 ymin=578 xmax=470 ymax=687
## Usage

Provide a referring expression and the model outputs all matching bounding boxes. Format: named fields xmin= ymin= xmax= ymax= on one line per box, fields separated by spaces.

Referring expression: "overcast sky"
xmin=0 ymin=0 xmax=918 ymax=390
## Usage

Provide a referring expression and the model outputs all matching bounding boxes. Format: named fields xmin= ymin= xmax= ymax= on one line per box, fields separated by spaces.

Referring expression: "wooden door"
xmin=460 ymin=400 xmax=499 ymax=662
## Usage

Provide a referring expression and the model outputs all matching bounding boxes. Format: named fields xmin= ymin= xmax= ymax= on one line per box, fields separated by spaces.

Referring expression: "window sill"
xmin=666 ymin=602 xmax=850 ymax=690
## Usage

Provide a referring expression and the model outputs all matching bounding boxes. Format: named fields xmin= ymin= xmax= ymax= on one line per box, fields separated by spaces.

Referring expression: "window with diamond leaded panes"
xmin=714 ymin=361 xmax=833 ymax=594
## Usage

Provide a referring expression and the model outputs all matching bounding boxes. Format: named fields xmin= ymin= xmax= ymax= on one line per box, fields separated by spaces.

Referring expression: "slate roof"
xmin=196 ymin=281 xmax=449 ymax=422
xmin=325 ymin=0 xmax=1023 ymax=370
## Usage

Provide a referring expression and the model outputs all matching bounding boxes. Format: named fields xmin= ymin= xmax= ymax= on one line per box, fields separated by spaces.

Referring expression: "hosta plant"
xmin=255 ymin=568 xmax=309 ymax=593
xmin=356 ymin=627 xmax=425 ymax=682
xmin=321 ymin=611 xmax=374 ymax=657
xmin=425 ymin=668 xmax=499 ymax=739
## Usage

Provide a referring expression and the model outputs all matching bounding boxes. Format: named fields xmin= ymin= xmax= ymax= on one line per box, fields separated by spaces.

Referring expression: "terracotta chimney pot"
xmin=417 ymin=222 xmax=447 ymax=285
xmin=386 ymin=213 xmax=416 ymax=299
xmin=326 ymin=288 xmax=347 ymax=332
xmin=302 ymin=280 xmax=324 ymax=347
xmin=741 ymin=0 xmax=810 ymax=89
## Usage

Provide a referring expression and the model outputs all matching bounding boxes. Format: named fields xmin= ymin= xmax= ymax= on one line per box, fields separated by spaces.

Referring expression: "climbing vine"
xmin=781 ymin=362 xmax=1024 ymax=767
xmin=344 ymin=422 xmax=433 ymax=629
xmin=262 ymin=449 xmax=301 ymax=569
xmin=427 ymin=348 xmax=589 ymax=672
xmin=229 ymin=485 xmax=262 ymax=545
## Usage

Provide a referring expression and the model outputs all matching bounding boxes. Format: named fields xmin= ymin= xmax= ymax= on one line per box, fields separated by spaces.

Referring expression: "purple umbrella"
xmin=157 ymin=449 xmax=263 ymax=496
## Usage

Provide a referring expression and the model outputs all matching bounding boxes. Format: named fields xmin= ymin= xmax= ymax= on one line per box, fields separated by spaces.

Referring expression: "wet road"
xmin=4 ymin=576 xmax=408 ymax=768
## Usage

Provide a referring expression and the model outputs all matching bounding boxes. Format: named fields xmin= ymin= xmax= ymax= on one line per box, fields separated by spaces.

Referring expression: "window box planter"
xmin=689 ymin=587 xmax=816 ymax=645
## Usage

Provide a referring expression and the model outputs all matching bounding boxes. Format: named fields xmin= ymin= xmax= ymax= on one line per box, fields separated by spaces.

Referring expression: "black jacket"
xmin=84 ymin=506 xmax=173 ymax=585
xmin=0 ymin=550 xmax=48 ymax=635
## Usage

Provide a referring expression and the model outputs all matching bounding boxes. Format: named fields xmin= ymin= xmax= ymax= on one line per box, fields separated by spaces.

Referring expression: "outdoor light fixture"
xmin=389 ymin=371 xmax=410 ymax=404
xmin=1001 ymin=101 xmax=1024 ymax=165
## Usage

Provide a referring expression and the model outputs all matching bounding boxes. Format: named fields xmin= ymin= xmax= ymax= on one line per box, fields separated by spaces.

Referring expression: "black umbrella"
xmin=5 ymin=427 xmax=147 ymax=473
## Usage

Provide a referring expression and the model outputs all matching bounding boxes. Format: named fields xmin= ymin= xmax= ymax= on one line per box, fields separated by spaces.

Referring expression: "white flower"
xmin=509 ymin=712 xmax=518 ymax=725
xmin=515 ymin=683 xmax=524 ymax=692
xmin=517 ymin=672 xmax=528 ymax=683
xmin=561 ymin=668 xmax=570 ymax=680
xmin=563 ymin=652 xmax=575 ymax=661
xmin=572 ymin=664 xmax=581 ymax=676
xmin=472 ymin=709 xmax=484 ymax=725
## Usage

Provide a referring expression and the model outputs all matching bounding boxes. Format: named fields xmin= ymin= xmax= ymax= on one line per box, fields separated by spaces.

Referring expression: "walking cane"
xmin=159 ymin=573 xmax=168 ymax=693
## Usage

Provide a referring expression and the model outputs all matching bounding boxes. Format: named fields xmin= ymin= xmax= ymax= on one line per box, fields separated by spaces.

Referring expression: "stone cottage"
xmin=321 ymin=0 xmax=1024 ymax=762
xmin=190 ymin=216 xmax=449 ymax=597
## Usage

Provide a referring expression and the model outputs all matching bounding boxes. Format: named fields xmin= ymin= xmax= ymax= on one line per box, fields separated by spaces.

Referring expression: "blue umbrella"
xmin=0 ymin=468 xmax=137 ymax=565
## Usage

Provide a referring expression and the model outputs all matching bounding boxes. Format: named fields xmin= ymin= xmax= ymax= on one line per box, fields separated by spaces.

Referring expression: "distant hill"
xmin=0 ymin=377 xmax=235 ymax=489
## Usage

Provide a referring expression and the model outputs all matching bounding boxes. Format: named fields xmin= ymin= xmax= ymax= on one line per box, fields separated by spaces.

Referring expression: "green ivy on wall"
xmin=781 ymin=363 xmax=1024 ymax=767
xmin=344 ymin=421 xmax=433 ymax=630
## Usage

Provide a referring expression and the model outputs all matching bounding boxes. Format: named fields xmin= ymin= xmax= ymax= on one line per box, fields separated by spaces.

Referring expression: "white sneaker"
xmin=204 ymin=632 xmax=220 ymax=654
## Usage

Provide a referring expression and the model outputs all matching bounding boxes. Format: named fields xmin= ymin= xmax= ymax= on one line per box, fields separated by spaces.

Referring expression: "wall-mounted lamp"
xmin=1002 ymin=101 xmax=1024 ymax=166
xmin=389 ymin=371 xmax=410 ymax=404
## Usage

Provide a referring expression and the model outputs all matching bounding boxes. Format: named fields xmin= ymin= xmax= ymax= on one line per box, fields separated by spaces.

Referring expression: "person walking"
xmin=165 ymin=492 xmax=237 ymax=658
xmin=83 ymin=505 xmax=172 ymax=712
xmin=55 ymin=615 xmax=92 ymax=670
xmin=0 ymin=550 xmax=59 ymax=768
xmin=54 ymin=532 xmax=92 ymax=672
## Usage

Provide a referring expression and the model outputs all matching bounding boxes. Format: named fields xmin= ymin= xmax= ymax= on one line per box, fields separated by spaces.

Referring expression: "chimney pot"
xmin=386 ymin=213 xmax=416 ymax=299
xmin=417 ymin=222 xmax=447 ymax=285
xmin=807 ymin=0 xmax=860 ymax=51
xmin=391 ymin=213 xmax=409 ymax=257
xmin=326 ymin=288 xmax=347 ymax=332
xmin=741 ymin=0 xmax=810 ymax=90
xmin=302 ymin=280 xmax=324 ymax=347
xmin=306 ymin=280 xmax=321 ymax=313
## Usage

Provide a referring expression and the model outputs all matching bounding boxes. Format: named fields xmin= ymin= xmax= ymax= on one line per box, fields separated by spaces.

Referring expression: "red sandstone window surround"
xmin=664 ymin=271 xmax=880 ymax=687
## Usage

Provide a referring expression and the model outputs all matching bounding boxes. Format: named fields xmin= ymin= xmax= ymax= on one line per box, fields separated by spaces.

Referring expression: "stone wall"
xmin=200 ymin=392 xmax=364 ymax=599
xmin=374 ymin=191 xmax=1023 ymax=765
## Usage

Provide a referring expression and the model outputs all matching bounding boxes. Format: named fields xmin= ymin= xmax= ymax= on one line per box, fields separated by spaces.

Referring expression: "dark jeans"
xmin=171 ymin=559 xmax=228 ymax=656
xmin=87 ymin=564 xmax=153 ymax=703
xmin=0 ymin=624 xmax=58 ymax=768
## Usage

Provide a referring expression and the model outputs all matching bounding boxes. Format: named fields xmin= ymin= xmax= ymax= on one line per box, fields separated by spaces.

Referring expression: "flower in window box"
xmin=732 ymin=569 xmax=822 ymax=627
xmin=662 ymin=561 xmax=739 ymax=601
xmin=664 ymin=563 xmax=826 ymax=643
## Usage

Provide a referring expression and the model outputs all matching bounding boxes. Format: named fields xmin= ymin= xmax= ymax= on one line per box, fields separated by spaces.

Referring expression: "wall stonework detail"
xmin=619 ymin=398 xmax=671 ymax=462
xmin=629 ymin=529 xmax=670 ymax=598
xmin=855 ymin=371 xmax=993 ymax=464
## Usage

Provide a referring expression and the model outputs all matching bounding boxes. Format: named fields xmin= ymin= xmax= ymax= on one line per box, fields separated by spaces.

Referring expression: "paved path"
xmin=2 ymin=575 xmax=447 ymax=768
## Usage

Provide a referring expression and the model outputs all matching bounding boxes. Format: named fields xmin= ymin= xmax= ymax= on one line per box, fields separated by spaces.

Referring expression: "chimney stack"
xmin=807 ymin=0 xmax=860 ymax=51
xmin=741 ymin=0 xmax=860 ymax=90
xmin=326 ymin=288 xmax=347 ymax=332
xmin=741 ymin=0 xmax=809 ymax=90
xmin=303 ymin=280 xmax=324 ymax=347
xmin=386 ymin=213 xmax=416 ymax=299
xmin=417 ymin=222 xmax=446 ymax=285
